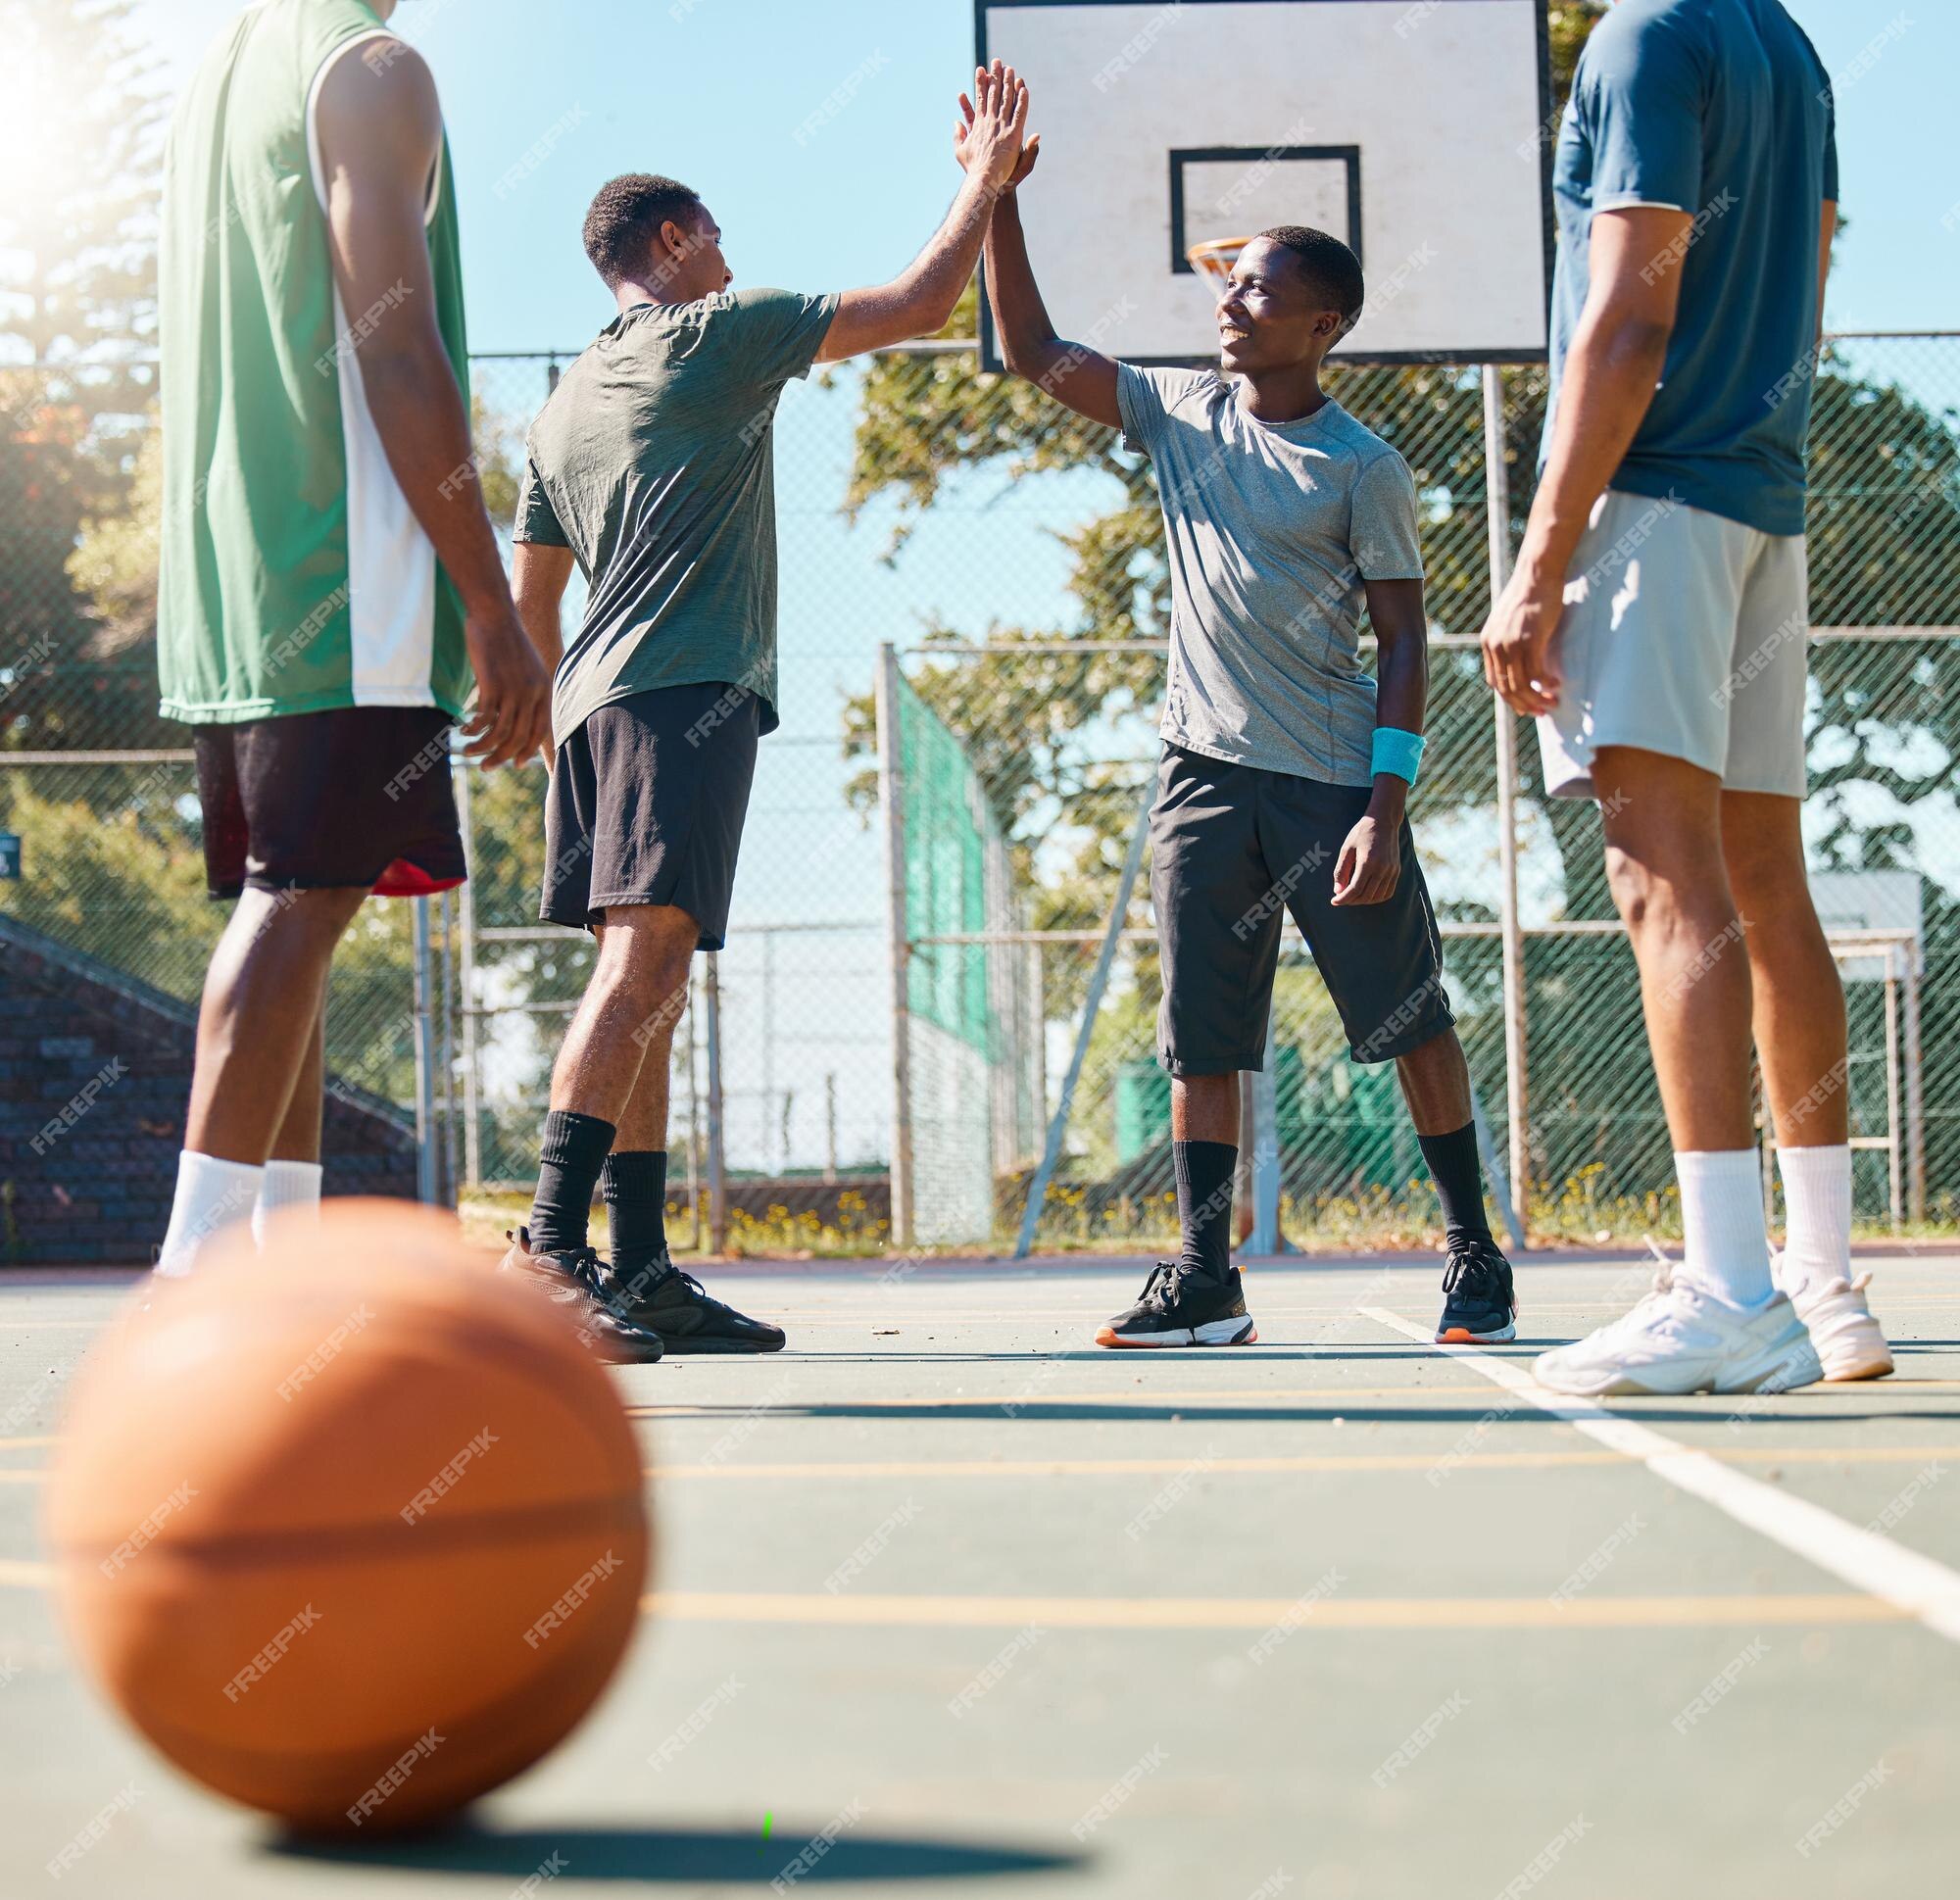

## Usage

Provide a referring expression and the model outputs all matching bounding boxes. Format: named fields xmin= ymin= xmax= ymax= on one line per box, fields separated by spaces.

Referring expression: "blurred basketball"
xmin=44 ymin=1200 xmax=650 ymax=1834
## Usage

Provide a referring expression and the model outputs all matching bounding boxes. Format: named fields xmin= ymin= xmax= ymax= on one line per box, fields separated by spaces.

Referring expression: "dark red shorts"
xmin=193 ymin=706 xmax=467 ymax=901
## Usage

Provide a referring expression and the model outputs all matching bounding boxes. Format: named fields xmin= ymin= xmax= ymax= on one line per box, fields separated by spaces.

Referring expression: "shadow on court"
xmin=269 ymin=1823 xmax=1088 ymax=1883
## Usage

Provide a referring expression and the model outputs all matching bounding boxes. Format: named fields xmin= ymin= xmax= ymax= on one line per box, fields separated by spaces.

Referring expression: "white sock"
xmin=253 ymin=1159 xmax=324 ymax=1250
xmin=155 ymin=1151 xmax=264 ymax=1279
xmin=1777 ymin=1144 xmax=1853 ymax=1290
xmin=1674 ymin=1149 xmax=1774 ymax=1309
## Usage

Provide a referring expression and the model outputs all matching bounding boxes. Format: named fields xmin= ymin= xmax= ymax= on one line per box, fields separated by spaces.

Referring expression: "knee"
xmin=592 ymin=939 xmax=693 ymax=1032
xmin=1602 ymin=846 xmax=1660 ymax=933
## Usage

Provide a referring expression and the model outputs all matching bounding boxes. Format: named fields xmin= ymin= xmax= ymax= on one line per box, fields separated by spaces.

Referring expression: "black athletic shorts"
xmin=1151 ymin=744 xmax=1454 ymax=1075
xmin=540 ymin=682 xmax=761 ymax=949
xmin=193 ymin=706 xmax=466 ymax=901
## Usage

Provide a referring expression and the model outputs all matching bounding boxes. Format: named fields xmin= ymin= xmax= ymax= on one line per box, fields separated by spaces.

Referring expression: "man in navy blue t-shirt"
xmin=1481 ymin=0 xmax=1890 ymax=1393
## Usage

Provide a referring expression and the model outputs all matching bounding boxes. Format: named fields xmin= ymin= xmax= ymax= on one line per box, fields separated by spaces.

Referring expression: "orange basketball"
xmin=44 ymin=1200 xmax=651 ymax=1834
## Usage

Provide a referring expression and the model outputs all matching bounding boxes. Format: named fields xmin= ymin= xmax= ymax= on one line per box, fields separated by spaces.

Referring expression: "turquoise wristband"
xmin=1371 ymin=727 xmax=1426 ymax=786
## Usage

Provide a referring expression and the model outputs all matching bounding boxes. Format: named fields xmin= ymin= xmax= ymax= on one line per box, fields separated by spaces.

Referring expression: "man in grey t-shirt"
xmin=501 ymin=71 xmax=1035 ymax=1358
xmin=973 ymin=107 xmax=1513 ymax=1352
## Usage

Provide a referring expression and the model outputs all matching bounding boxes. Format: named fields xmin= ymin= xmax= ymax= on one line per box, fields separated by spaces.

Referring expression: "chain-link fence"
xmin=857 ymin=336 xmax=1960 ymax=1250
xmin=5 ymin=333 xmax=1956 ymax=1253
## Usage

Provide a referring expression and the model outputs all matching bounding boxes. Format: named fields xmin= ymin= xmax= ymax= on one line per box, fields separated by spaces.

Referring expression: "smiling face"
xmin=1215 ymin=235 xmax=1353 ymax=376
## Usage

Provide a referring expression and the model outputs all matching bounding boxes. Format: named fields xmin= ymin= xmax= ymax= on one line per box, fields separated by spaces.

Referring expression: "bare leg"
xmin=270 ymin=995 xmax=327 ymax=1164
xmin=1584 ymin=745 xmax=1773 ymax=1313
xmin=1720 ymin=790 xmax=1849 ymax=1148
xmin=612 ymin=996 xmax=676 ymax=1152
xmin=184 ymin=886 xmax=367 ymax=1162
xmin=1394 ymin=1027 xmax=1474 ymax=1137
xmin=1592 ymin=748 xmax=1754 ymax=1150
xmin=550 ymin=906 xmax=698 ymax=1124
xmin=1171 ymin=1072 xmax=1241 ymax=1145
xmin=1720 ymin=790 xmax=1888 ymax=1378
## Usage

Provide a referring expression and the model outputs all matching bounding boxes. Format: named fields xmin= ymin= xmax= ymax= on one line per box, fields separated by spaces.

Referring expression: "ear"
xmin=659 ymin=218 xmax=691 ymax=262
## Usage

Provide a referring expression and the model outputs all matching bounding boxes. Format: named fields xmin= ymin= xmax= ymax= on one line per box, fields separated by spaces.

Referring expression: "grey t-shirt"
xmin=1116 ymin=365 xmax=1425 ymax=787
xmin=515 ymin=286 xmax=839 ymax=748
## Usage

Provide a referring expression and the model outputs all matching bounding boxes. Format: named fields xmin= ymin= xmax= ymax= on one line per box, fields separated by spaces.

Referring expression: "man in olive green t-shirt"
xmin=500 ymin=69 xmax=1033 ymax=1353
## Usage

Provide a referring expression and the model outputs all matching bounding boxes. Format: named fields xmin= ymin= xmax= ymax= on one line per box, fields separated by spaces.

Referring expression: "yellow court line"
xmin=643 ymin=1590 xmax=1903 ymax=1632
xmin=0 ymin=1558 xmax=1896 ymax=1632
xmin=624 ymin=1379 xmax=1960 ymax=1420
xmin=651 ymin=1442 xmax=1960 ymax=1480
xmin=4 ymin=1442 xmax=1949 ymax=1493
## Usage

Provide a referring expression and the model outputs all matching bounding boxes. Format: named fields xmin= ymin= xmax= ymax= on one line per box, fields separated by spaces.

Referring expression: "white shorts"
xmin=1538 ymin=488 xmax=1809 ymax=802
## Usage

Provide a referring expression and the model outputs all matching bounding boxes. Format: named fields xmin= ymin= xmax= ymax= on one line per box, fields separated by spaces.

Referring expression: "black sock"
xmin=1417 ymin=1121 xmax=1492 ymax=1245
xmin=602 ymin=1149 xmax=669 ymax=1286
xmin=1174 ymin=1140 xmax=1237 ymax=1283
xmin=529 ymin=1110 xmax=615 ymax=1253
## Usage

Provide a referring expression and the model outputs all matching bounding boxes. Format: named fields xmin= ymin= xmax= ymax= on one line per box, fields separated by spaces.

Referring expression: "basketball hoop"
xmin=1186 ymin=236 xmax=1252 ymax=293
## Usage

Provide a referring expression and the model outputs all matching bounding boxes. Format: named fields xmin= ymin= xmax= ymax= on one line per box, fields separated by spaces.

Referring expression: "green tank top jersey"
xmin=157 ymin=0 xmax=471 ymax=725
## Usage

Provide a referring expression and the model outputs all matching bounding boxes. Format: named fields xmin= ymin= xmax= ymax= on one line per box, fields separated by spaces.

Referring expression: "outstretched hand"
xmin=953 ymin=58 xmax=1035 ymax=191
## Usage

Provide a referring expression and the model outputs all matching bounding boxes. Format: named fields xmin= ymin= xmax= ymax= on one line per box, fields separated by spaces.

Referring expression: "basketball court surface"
xmin=4 ymin=1250 xmax=1958 ymax=1896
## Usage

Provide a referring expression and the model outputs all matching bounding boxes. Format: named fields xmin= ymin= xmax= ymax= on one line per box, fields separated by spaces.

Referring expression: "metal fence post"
xmin=412 ymin=895 xmax=437 ymax=1204
xmin=1248 ymin=996 xmax=1286 ymax=1255
xmin=1014 ymin=791 xmax=1153 ymax=1260
xmin=439 ymin=888 xmax=457 ymax=1207
xmin=455 ymin=759 xmax=482 ymax=1191
xmin=876 ymin=643 xmax=915 ymax=1250
xmin=705 ymin=950 xmax=728 ymax=1254
xmin=1903 ymin=945 xmax=1926 ymax=1223
xmin=1482 ymin=363 xmax=1531 ymax=1234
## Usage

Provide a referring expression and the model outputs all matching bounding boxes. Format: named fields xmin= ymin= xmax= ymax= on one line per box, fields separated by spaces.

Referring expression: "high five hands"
xmin=955 ymin=59 xmax=1040 ymax=191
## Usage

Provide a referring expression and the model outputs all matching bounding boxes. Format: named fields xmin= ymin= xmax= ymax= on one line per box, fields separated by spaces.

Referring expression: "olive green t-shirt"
xmin=514 ymin=287 xmax=838 ymax=747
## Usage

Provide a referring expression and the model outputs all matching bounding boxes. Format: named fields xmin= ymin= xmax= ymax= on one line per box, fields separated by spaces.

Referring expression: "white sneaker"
xmin=1773 ymin=1254 xmax=1894 ymax=1382
xmin=1535 ymin=1266 xmax=1822 ymax=1397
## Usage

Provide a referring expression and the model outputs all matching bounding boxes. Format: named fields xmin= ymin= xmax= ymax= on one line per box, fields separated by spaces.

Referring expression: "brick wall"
xmin=0 ymin=916 xmax=416 ymax=1265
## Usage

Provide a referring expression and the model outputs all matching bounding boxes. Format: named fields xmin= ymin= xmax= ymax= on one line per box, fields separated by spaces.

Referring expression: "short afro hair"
xmin=582 ymin=173 xmax=706 ymax=289
xmin=1257 ymin=225 xmax=1366 ymax=332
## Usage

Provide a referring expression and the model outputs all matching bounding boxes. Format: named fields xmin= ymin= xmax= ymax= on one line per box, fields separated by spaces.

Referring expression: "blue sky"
xmin=136 ymin=0 xmax=1960 ymax=347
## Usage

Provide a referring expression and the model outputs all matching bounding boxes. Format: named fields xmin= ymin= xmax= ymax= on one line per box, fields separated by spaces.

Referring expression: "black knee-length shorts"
xmin=540 ymin=682 xmax=760 ymax=950
xmin=1151 ymin=744 xmax=1454 ymax=1074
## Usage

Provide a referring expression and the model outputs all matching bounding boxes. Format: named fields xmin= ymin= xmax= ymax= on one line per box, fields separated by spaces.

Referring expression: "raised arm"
xmin=813 ymin=62 xmax=1029 ymax=362
xmin=982 ymin=187 xmax=1121 ymax=430
xmin=315 ymin=38 xmax=548 ymax=768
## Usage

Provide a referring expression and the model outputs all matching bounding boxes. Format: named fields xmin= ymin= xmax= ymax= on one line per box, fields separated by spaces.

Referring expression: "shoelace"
xmin=1137 ymin=1261 xmax=1182 ymax=1313
xmin=1443 ymin=1240 xmax=1506 ymax=1297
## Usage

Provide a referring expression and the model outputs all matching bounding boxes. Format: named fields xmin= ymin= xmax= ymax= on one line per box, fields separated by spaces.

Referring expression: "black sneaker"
xmin=596 ymin=1254 xmax=786 ymax=1355
xmin=500 ymin=1228 xmax=665 ymax=1364
xmin=1096 ymin=1262 xmax=1257 ymax=1349
xmin=1436 ymin=1235 xmax=1517 ymax=1343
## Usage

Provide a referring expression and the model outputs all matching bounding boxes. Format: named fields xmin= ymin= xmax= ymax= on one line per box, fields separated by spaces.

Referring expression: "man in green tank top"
xmin=153 ymin=0 xmax=549 ymax=1277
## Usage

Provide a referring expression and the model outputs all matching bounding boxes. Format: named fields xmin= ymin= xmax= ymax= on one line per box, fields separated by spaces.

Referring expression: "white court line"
xmin=1362 ymin=1307 xmax=1960 ymax=1647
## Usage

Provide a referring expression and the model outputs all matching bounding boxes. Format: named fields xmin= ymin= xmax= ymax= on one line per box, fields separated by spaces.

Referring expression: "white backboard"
xmin=977 ymin=0 xmax=1553 ymax=367
xmin=1809 ymin=869 xmax=1925 ymax=982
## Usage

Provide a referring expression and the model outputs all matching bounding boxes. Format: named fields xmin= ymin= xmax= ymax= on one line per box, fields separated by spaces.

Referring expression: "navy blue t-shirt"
xmin=1544 ymin=0 xmax=1838 ymax=537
